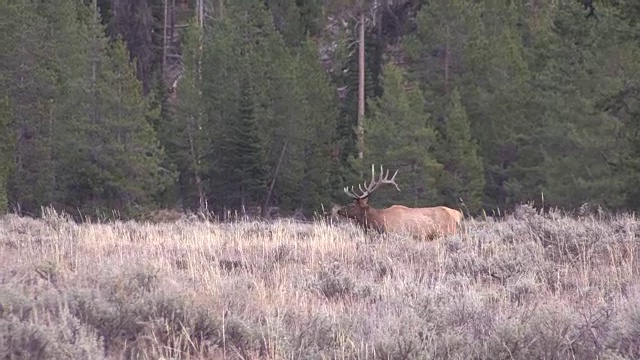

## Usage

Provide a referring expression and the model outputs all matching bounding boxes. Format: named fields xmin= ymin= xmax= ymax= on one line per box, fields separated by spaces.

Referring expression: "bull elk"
xmin=337 ymin=165 xmax=463 ymax=240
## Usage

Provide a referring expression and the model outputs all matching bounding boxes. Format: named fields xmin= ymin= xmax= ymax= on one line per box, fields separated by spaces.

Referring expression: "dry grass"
xmin=1 ymin=205 xmax=639 ymax=359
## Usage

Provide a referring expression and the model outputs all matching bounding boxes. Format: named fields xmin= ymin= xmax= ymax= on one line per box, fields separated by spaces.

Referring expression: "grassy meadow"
xmin=1 ymin=205 xmax=639 ymax=359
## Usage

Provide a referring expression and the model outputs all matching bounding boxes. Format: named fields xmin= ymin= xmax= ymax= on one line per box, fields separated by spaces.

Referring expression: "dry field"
xmin=1 ymin=206 xmax=640 ymax=359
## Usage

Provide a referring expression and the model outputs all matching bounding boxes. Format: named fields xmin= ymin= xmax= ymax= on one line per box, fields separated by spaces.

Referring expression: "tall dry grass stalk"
xmin=0 ymin=205 xmax=639 ymax=359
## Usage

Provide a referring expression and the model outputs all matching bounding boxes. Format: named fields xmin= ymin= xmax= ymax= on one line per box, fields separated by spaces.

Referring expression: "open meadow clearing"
xmin=1 ymin=207 xmax=640 ymax=359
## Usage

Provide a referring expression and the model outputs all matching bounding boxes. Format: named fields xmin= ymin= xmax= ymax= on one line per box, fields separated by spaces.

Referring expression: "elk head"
xmin=337 ymin=164 xmax=400 ymax=232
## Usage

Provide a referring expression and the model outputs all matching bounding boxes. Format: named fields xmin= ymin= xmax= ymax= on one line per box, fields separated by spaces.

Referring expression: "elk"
xmin=337 ymin=165 xmax=463 ymax=240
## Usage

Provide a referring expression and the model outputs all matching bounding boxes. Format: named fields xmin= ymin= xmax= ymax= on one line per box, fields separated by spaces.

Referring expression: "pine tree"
xmin=1 ymin=1 xmax=96 ymax=215
xmin=78 ymin=37 xmax=171 ymax=215
xmin=365 ymin=63 xmax=442 ymax=208
xmin=296 ymin=0 xmax=323 ymax=37
xmin=402 ymin=0 xmax=487 ymax=212
xmin=145 ymin=70 xmax=179 ymax=208
xmin=526 ymin=2 xmax=629 ymax=209
xmin=595 ymin=3 xmax=640 ymax=210
xmin=50 ymin=0 xmax=110 ymax=215
xmin=200 ymin=13 xmax=242 ymax=213
xmin=203 ymin=1 xmax=334 ymax=215
xmin=404 ymin=0 xmax=481 ymax=99
xmin=266 ymin=0 xmax=305 ymax=47
xmin=0 ymin=1 xmax=14 ymax=214
xmin=266 ymin=0 xmax=324 ymax=47
xmin=435 ymin=89 xmax=484 ymax=212
xmin=165 ymin=21 xmax=208 ymax=211
xmin=290 ymin=39 xmax=339 ymax=214
xmin=461 ymin=3 xmax=544 ymax=210
xmin=52 ymin=1 xmax=115 ymax=212
xmin=4 ymin=3 xmax=51 ymax=214
xmin=0 ymin=97 xmax=11 ymax=214
xmin=223 ymin=78 xmax=268 ymax=210
xmin=105 ymin=0 xmax=156 ymax=93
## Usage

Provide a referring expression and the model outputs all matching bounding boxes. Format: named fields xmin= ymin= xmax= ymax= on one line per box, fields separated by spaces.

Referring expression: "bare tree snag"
xmin=163 ymin=0 xmax=168 ymax=81
xmin=357 ymin=4 xmax=366 ymax=162
xmin=186 ymin=116 xmax=206 ymax=212
xmin=196 ymin=0 xmax=204 ymax=28
xmin=444 ymin=25 xmax=450 ymax=94
xmin=262 ymin=140 xmax=288 ymax=218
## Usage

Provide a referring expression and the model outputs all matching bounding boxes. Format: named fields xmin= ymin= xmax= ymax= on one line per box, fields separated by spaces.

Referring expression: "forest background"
xmin=1 ymin=0 xmax=639 ymax=220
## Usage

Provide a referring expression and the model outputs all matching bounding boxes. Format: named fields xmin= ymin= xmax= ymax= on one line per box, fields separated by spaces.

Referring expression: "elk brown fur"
xmin=337 ymin=165 xmax=463 ymax=240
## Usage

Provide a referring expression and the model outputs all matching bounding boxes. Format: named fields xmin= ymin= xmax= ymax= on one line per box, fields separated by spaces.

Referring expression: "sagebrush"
xmin=0 ymin=207 xmax=639 ymax=359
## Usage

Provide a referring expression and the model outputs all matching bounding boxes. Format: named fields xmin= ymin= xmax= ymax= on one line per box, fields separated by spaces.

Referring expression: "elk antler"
xmin=344 ymin=164 xmax=400 ymax=199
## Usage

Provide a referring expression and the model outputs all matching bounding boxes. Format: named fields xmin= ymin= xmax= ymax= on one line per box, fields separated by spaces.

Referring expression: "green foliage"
xmin=145 ymin=71 xmax=178 ymax=208
xmin=610 ymin=46 xmax=640 ymax=209
xmin=200 ymin=2 xmax=339 ymax=215
xmin=335 ymin=26 xmax=384 ymax=177
xmin=2 ymin=1 xmax=59 ymax=213
xmin=523 ymin=3 xmax=629 ymax=210
xmin=0 ymin=97 xmax=11 ymax=214
xmin=289 ymin=39 xmax=339 ymax=213
xmin=402 ymin=0 xmax=487 ymax=211
xmin=1 ymin=1 xmax=171 ymax=217
xmin=2 ymin=0 xmax=640 ymax=217
xmin=365 ymin=63 xmax=442 ymax=208
xmin=222 ymin=78 xmax=269 ymax=209
xmin=265 ymin=0 xmax=324 ymax=46
xmin=79 ymin=37 xmax=172 ymax=214
xmin=404 ymin=0 xmax=482 ymax=99
xmin=458 ymin=4 xmax=542 ymax=210
xmin=295 ymin=0 xmax=323 ymax=37
xmin=201 ymin=2 xmax=278 ymax=212
xmin=401 ymin=0 xmax=640 ymax=212
xmin=435 ymin=89 xmax=484 ymax=212
xmin=163 ymin=21 xmax=208 ymax=210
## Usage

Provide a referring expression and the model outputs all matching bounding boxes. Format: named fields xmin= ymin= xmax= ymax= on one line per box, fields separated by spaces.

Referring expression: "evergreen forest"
xmin=1 ymin=0 xmax=639 ymax=220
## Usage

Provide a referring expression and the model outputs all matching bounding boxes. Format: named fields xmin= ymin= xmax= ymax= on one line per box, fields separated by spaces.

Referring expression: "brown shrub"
xmin=0 ymin=208 xmax=639 ymax=358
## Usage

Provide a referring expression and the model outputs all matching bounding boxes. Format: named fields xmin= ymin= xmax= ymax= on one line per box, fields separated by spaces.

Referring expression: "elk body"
xmin=337 ymin=165 xmax=463 ymax=240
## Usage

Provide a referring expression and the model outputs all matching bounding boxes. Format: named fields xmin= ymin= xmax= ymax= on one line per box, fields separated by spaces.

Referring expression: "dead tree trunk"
xmin=444 ymin=25 xmax=450 ymax=94
xmin=196 ymin=0 xmax=204 ymax=28
xmin=262 ymin=141 xmax=288 ymax=218
xmin=162 ymin=0 xmax=169 ymax=81
xmin=357 ymin=7 xmax=366 ymax=162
